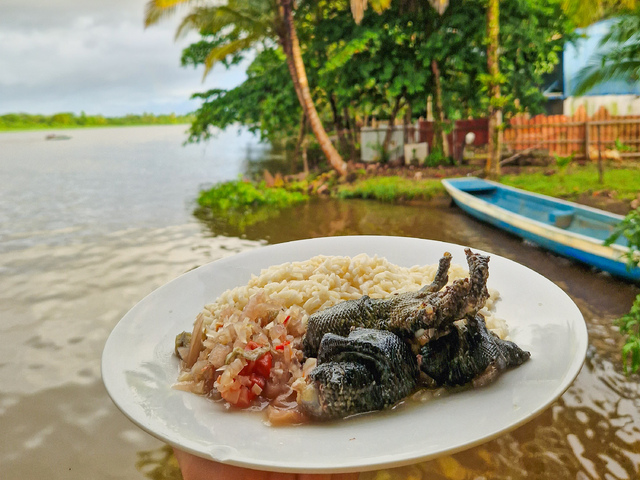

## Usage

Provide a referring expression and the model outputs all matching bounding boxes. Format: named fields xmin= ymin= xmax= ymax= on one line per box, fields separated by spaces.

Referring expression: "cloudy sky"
xmin=0 ymin=0 xmax=247 ymax=116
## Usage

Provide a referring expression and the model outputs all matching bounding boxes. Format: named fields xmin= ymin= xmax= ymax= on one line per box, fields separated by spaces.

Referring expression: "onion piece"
xmin=185 ymin=313 xmax=205 ymax=368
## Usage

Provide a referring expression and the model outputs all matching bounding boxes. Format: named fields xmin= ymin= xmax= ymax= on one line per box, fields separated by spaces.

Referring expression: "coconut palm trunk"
xmin=486 ymin=0 xmax=502 ymax=178
xmin=279 ymin=0 xmax=348 ymax=176
xmin=431 ymin=59 xmax=448 ymax=158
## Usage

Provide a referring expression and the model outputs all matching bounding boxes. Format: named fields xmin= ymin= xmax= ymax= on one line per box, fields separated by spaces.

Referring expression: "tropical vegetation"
xmin=156 ymin=0 xmax=572 ymax=175
xmin=145 ymin=0 xmax=348 ymax=175
xmin=146 ymin=0 xmax=640 ymax=379
xmin=605 ymin=208 xmax=640 ymax=373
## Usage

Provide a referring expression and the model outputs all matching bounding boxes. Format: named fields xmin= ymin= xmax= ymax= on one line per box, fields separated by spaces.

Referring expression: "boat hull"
xmin=442 ymin=177 xmax=640 ymax=282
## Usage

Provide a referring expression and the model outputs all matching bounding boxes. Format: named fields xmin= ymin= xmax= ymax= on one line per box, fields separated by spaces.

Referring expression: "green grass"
xmin=198 ymin=179 xmax=308 ymax=210
xmin=336 ymin=176 xmax=445 ymax=202
xmin=500 ymin=164 xmax=640 ymax=201
xmin=195 ymin=179 xmax=308 ymax=230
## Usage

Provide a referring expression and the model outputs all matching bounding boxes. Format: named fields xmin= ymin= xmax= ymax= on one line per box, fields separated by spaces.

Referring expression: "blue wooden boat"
xmin=441 ymin=177 xmax=640 ymax=282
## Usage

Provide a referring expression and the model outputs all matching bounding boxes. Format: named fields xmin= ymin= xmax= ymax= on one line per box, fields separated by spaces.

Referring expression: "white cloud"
xmin=0 ymin=0 xmax=247 ymax=115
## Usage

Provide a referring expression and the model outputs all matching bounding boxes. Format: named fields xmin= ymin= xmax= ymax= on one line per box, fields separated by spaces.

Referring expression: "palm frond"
xmin=201 ymin=35 xmax=259 ymax=79
xmin=144 ymin=0 xmax=194 ymax=28
xmin=574 ymin=7 xmax=640 ymax=94
xmin=574 ymin=54 xmax=640 ymax=95
xmin=174 ymin=4 xmax=271 ymax=39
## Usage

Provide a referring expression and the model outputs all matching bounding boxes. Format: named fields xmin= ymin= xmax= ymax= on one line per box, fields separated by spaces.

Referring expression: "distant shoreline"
xmin=0 ymin=123 xmax=193 ymax=133
xmin=0 ymin=112 xmax=194 ymax=132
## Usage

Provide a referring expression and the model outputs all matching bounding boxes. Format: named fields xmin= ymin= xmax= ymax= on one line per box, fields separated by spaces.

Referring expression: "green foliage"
xmin=187 ymin=48 xmax=301 ymax=144
xmin=494 ymin=0 xmax=574 ymax=117
xmin=148 ymin=0 xmax=276 ymax=79
xmin=367 ymin=141 xmax=390 ymax=164
xmin=196 ymin=178 xmax=308 ymax=229
xmin=0 ymin=112 xmax=193 ymax=131
xmin=181 ymin=0 xmax=573 ymax=156
xmin=615 ymin=295 xmax=640 ymax=374
xmin=605 ymin=208 xmax=640 ymax=269
xmin=554 ymin=153 xmax=574 ymax=169
xmin=606 ymin=205 xmax=640 ymax=373
xmin=336 ymin=176 xmax=444 ymax=202
xmin=615 ymin=138 xmax=636 ymax=152
xmin=604 ymin=206 xmax=640 ymax=376
xmin=198 ymin=179 xmax=308 ymax=211
xmin=425 ymin=148 xmax=448 ymax=167
xmin=562 ymin=0 xmax=638 ymax=28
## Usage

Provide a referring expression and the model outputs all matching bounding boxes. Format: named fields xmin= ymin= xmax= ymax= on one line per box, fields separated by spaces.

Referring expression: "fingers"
xmin=173 ymin=448 xmax=360 ymax=480
xmin=297 ymin=474 xmax=359 ymax=480
xmin=173 ymin=448 xmax=274 ymax=480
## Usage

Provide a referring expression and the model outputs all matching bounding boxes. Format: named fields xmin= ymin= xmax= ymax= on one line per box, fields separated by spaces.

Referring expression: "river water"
xmin=1 ymin=125 xmax=639 ymax=480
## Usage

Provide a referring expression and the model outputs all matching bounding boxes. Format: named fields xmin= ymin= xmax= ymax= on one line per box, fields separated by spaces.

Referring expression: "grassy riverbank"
xmin=337 ymin=164 xmax=639 ymax=213
xmin=500 ymin=166 xmax=640 ymax=203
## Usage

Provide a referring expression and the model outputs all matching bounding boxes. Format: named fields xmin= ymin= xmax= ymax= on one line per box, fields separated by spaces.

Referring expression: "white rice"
xmin=176 ymin=253 xmax=508 ymax=418
xmin=200 ymin=253 xmax=507 ymax=338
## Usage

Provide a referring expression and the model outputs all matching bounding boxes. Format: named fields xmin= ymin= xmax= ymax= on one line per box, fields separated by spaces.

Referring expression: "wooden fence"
xmin=503 ymin=105 xmax=640 ymax=160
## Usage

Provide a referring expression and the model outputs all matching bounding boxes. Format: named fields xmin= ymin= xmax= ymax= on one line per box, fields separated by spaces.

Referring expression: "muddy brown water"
xmin=1 ymin=127 xmax=639 ymax=479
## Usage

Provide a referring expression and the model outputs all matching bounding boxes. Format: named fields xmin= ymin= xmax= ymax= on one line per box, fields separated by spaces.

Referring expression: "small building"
xmin=544 ymin=19 xmax=640 ymax=116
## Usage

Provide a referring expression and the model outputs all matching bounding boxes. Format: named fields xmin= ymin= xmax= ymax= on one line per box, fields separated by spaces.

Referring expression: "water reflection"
xmin=137 ymin=445 xmax=182 ymax=480
xmin=3 ymin=124 xmax=640 ymax=479
xmin=194 ymin=199 xmax=640 ymax=480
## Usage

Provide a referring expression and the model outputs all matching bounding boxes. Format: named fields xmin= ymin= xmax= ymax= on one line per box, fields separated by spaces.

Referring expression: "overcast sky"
xmin=0 ymin=0 xmax=247 ymax=116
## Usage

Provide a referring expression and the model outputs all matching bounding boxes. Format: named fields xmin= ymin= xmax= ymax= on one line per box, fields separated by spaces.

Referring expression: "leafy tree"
xmin=145 ymin=0 xmax=348 ymax=175
xmin=187 ymin=48 xmax=301 ymax=144
xmin=184 ymin=0 xmax=571 ymax=167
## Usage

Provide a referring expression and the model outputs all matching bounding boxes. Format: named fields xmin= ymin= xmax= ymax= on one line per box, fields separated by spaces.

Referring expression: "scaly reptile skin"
xmin=300 ymin=328 xmax=419 ymax=420
xmin=298 ymin=249 xmax=531 ymax=420
xmin=419 ymin=314 xmax=531 ymax=387
xmin=302 ymin=249 xmax=490 ymax=358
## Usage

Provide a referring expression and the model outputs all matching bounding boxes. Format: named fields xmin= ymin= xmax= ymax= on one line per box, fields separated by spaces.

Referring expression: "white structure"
xmin=564 ymin=95 xmax=640 ymax=116
xmin=403 ymin=142 xmax=429 ymax=165
xmin=360 ymin=125 xmax=427 ymax=163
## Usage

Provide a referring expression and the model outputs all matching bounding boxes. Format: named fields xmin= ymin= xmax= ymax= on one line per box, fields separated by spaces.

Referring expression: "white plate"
xmin=102 ymin=236 xmax=588 ymax=473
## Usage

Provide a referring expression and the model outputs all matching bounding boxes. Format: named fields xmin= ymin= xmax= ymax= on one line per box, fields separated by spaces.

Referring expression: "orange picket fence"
xmin=503 ymin=105 xmax=640 ymax=160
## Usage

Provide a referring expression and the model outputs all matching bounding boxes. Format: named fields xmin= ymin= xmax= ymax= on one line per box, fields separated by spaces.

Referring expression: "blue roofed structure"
xmin=543 ymin=19 xmax=640 ymax=116
xmin=564 ymin=19 xmax=640 ymax=97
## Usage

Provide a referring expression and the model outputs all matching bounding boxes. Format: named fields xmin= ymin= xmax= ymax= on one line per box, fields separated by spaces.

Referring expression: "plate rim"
xmin=102 ymin=235 xmax=588 ymax=473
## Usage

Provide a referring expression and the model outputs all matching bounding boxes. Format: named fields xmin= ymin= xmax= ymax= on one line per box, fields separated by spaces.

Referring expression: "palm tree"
xmin=574 ymin=8 xmax=640 ymax=95
xmin=145 ymin=0 xmax=348 ymax=176
xmin=485 ymin=0 xmax=502 ymax=178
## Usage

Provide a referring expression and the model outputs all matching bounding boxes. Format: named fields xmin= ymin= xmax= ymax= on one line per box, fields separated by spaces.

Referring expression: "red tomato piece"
xmin=239 ymin=361 xmax=254 ymax=376
xmin=249 ymin=373 xmax=266 ymax=391
xmin=254 ymin=352 xmax=272 ymax=378
xmin=233 ymin=386 xmax=255 ymax=409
